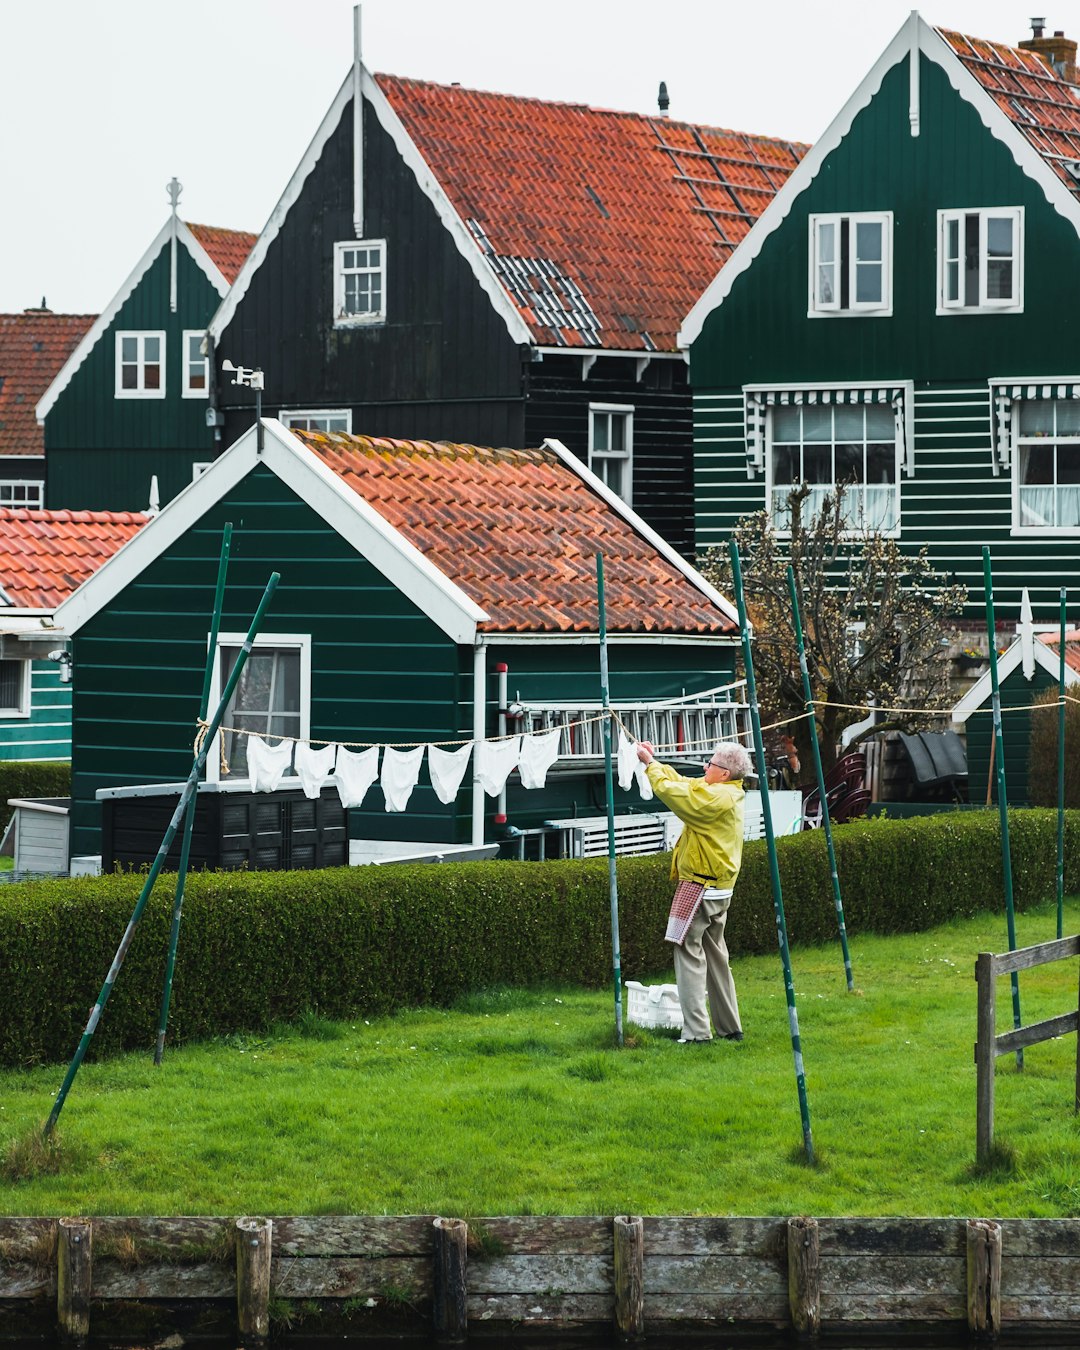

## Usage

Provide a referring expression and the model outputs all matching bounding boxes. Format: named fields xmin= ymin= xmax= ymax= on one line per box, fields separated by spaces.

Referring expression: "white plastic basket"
xmin=624 ymin=980 xmax=683 ymax=1030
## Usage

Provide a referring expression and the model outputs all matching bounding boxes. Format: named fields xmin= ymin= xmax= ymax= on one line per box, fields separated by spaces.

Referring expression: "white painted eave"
xmin=951 ymin=634 xmax=1080 ymax=722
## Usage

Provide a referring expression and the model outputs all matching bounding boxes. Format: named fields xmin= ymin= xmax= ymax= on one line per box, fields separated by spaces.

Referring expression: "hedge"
xmin=0 ymin=809 xmax=1076 ymax=1068
xmin=0 ymin=761 xmax=70 ymax=832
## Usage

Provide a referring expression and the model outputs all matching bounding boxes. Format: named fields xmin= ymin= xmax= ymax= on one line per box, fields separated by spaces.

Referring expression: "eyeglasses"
xmin=703 ymin=759 xmax=724 ymax=770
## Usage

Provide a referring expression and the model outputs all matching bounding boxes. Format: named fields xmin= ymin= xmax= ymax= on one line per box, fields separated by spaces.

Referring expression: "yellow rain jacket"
xmin=646 ymin=761 xmax=745 ymax=887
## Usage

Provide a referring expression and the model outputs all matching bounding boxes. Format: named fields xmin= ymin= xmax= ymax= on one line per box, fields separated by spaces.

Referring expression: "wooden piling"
xmin=432 ymin=1217 xmax=468 ymax=1339
xmin=57 ymin=1217 xmax=92 ymax=1341
xmin=976 ymin=953 xmax=996 ymax=1162
xmin=787 ymin=1215 xmax=820 ymax=1336
xmin=966 ymin=1219 xmax=1002 ymax=1336
xmin=613 ymin=1214 xmax=644 ymax=1337
xmin=235 ymin=1216 xmax=272 ymax=1341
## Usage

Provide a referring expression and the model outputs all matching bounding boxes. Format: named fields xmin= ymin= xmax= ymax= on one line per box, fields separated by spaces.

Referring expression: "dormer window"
xmin=938 ymin=208 xmax=1023 ymax=313
xmin=809 ymin=213 xmax=892 ymax=316
xmin=334 ymin=240 xmax=386 ymax=326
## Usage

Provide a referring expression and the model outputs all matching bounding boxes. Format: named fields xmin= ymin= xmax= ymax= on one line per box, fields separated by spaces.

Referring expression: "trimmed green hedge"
xmin=0 ymin=809 xmax=1075 ymax=1067
xmin=0 ymin=761 xmax=71 ymax=832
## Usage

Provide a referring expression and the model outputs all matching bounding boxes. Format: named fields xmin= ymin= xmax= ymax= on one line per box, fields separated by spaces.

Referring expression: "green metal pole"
xmin=43 ymin=571 xmax=280 ymax=1137
xmin=596 ymin=553 xmax=623 ymax=1048
xmin=982 ymin=547 xmax=1022 ymax=1068
xmin=1057 ymin=587 xmax=1067 ymax=942
xmin=732 ymin=541 xmax=815 ymax=1163
xmin=154 ymin=524 xmax=233 ymax=1064
xmin=786 ymin=565 xmax=854 ymax=991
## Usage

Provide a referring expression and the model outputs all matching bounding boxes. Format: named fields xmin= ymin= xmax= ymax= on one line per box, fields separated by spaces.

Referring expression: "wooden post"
xmin=787 ymin=1216 xmax=820 ymax=1336
xmin=976 ymin=953 xmax=996 ymax=1163
xmin=432 ymin=1217 xmax=468 ymax=1339
xmin=1075 ymin=955 xmax=1080 ymax=1115
xmin=966 ymin=1219 xmax=1002 ymax=1336
xmin=613 ymin=1214 xmax=644 ymax=1338
xmin=235 ymin=1216 xmax=272 ymax=1341
xmin=57 ymin=1217 xmax=92 ymax=1341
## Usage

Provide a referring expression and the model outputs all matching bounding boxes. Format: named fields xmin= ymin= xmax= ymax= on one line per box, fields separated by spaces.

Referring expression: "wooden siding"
xmin=218 ymin=91 xmax=525 ymax=450
xmin=964 ymin=663 xmax=1056 ymax=806
xmin=0 ymin=661 xmax=70 ymax=761
xmin=691 ymin=54 xmax=1080 ymax=618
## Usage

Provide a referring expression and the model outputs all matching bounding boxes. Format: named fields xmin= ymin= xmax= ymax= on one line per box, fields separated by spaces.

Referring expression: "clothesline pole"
xmin=731 ymin=541 xmax=814 ymax=1165
xmin=786 ymin=565 xmax=854 ymax=992
xmin=43 ymin=571 xmax=281 ymax=1138
xmin=1057 ymin=588 xmax=1067 ymax=941
xmin=983 ymin=546 xmax=1023 ymax=1069
xmin=596 ymin=552 xmax=623 ymax=1048
xmin=155 ymin=523 xmax=233 ymax=1065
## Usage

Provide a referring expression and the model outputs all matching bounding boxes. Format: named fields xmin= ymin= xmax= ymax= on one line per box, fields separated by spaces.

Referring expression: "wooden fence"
xmin=4 ymin=1213 xmax=1080 ymax=1340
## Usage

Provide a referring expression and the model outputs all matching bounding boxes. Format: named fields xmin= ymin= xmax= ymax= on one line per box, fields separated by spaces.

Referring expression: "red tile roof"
xmin=939 ymin=29 xmax=1080 ymax=202
xmin=375 ymin=75 xmax=807 ymax=352
xmin=1039 ymin=629 xmax=1080 ymax=674
xmin=186 ymin=223 xmax=258 ymax=285
xmin=0 ymin=508 xmax=146 ymax=610
xmin=0 ymin=311 xmax=95 ymax=456
xmin=295 ymin=431 xmax=734 ymax=635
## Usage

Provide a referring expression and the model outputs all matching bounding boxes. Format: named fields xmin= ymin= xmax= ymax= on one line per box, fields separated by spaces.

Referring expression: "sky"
xmin=0 ymin=0 xmax=1053 ymax=314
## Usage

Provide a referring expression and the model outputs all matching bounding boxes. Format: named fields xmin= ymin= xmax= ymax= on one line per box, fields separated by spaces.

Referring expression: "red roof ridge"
xmin=0 ymin=507 xmax=149 ymax=525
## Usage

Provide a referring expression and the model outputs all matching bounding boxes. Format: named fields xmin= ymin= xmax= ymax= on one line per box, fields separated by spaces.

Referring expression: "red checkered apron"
xmin=665 ymin=880 xmax=706 ymax=946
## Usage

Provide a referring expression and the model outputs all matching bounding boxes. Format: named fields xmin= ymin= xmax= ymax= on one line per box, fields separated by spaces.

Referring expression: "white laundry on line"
xmin=295 ymin=742 xmax=337 ymax=799
xmin=334 ymin=745 xmax=380 ymax=808
xmin=381 ymin=744 xmax=425 ymax=812
xmin=517 ymin=728 xmax=562 ymax=789
xmin=474 ymin=736 xmax=521 ymax=796
xmin=427 ymin=742 xmax=473 ymax=804
xmin=246 ymin=736 xmax=294 ymax=792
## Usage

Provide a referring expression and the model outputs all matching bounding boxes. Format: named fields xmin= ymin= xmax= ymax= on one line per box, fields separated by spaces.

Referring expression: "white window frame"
xmin=0 ymin=480 xmax=43 ymax=510
xmin=333 ymin=239 xmax=386 ymax=327
xmin=280 ymin=409 xmax=353 ymax=434
xmin=937 ymin=207 xmax=1024 ymax=314
xmin=0 ymin=658 xmax=30 ymax=719
xmin=205 ymin=632 xmax=311 ymax=786
xmin=181 ymin=330 xmax=209 ymax=399
xmin=808 ymin=212 xmax=893 ymax=317
xmin=115 ymin=331 xmax=166 ymax=398
xmin=588 ymin=403 xmax=634 ymax=504
xmin=1008 ymin=393 xmax=1080 ymax=537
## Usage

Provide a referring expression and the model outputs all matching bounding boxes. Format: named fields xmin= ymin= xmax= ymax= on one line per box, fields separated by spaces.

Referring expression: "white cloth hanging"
xmin=246 ymin=736 xmax=294 ymax=792
xmin=474 ymin=736 xmax=521 ymax=796
xmin=635 ymin=758 xmax=654 ymax=801
xmin=334 ymin=745 xmax=380 ymax=808
xmin=295 ymin=742 xmax=337 ymax=799
xmin=381 ymin=745 xmax=424 ymax=812
xmin=427 ymin=743 xmax=473 ymax=804
xmin=517 ymin=728 xmax=562 ymax=790
xmin=616 ymin=730 xmax=638 ymax=791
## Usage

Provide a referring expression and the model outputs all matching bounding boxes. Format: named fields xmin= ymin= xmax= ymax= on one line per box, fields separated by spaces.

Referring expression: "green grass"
xmin=3 ymin=898 xmax=1080 ymax=1217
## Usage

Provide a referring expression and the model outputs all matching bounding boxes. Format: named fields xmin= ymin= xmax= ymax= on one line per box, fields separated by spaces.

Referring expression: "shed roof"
xmin=1039 ymin=629 xmax=1080 ymax=674
xmin=0 ymin=508 xmax=147 ymax=610
xmin=0 ymin=311 xmax=95 ymax=457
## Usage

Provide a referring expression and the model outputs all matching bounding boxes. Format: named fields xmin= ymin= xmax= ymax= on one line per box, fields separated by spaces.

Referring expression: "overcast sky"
xmin=0 ymin=0 xmax=1052 ymax=314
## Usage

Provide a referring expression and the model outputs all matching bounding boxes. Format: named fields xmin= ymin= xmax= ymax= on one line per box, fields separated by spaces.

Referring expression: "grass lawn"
xmin=3 ymin=898 xmax=1080 ymax=1218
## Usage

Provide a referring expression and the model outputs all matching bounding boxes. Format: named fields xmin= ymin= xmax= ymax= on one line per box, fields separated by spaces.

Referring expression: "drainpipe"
xmin=495 ymin=662 xmax=508 ymax=826
xmin=472 ymin=642 xmax=486 ymax=846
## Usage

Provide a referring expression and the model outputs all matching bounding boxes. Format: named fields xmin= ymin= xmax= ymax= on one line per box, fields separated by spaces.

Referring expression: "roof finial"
xmin=657 ymin=81 xmax=670 ymax=117
xmin=166 ymin=177 xmax=182 ymax=213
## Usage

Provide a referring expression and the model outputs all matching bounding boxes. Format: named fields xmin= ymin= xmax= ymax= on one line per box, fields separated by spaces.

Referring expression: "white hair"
xmin=712 ymin=742 xmax=754 ymax=780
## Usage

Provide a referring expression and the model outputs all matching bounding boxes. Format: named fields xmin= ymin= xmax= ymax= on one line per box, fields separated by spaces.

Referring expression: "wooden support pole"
xmin=1075 ymin=956 xmax=1080 ymax=1115
xmin=787 ymin=1216 xmax=821 ymax=1337
xmin=613 ymin=1214 xmax=644 ymax=1338
xmin=966 ymin=1219 xmax=1002 ymax=1336
xmin=976 ymin=953 xmax=996 ymax=1163
xmin=235 ymin=1216 xmax=272 ymax=1341
xmin=432 ymin=1217 xmax=468 ymax=1339
xmin=57 ymin=1217 xmax=92 ymax=1342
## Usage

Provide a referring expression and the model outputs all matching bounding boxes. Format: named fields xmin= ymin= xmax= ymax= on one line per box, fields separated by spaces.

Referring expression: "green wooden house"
xmin=680 ymin=15 xmax=1080 ymax=623
xmin=53 ymin=420 xmax=743 ymax=865
xmin=36 ymin=188 xmax=254 ymax=513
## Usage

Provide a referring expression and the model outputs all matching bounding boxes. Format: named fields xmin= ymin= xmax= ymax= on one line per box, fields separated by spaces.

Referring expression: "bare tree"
xmin=700 ymin=484 xmax=968 ymax=775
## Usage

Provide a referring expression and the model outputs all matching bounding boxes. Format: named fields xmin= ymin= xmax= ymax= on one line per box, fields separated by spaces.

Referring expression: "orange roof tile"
xmin=0 ymin=311 xmax=95 ymax=456
xmin=295 ymin=431 xmax=734 ymax=635
xmin=0 ymin=508 xmax=146 ymax=610
xmin=375 ymin=75 xmax=807 ymax=352
xmin=1039 ymin=629 xmax=1080 ymax=674
xmin=186 ymin=223 xmax=258 ymax=285
xmin=939 ymin=29 xmax=1080 ymax=202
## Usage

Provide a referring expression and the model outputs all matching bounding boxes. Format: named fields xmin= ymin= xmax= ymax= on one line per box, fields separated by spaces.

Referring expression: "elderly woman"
xmin=635 ymin=739 xmax=754 ymax=1044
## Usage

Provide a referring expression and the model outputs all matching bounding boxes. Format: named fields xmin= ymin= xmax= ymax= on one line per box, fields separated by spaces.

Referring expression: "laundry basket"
xmin=624 ymin=980 xmax=683 ymax=1030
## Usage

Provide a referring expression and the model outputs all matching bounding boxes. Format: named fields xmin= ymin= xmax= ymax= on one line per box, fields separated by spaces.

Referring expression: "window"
xmin=938 ymin=208 xmax=1023 ymax=312
xmin=809 ymin=213 xmax=892 ymax=315
xmin=0 ymin=659 xmax=29 ymax=718
xmin=115 ymin=331 xmax=165 ymax=397
xmin=334 ymin=240 xmax=386 ymax=325
xmin=767 ymin=399 xmax=900 ymax=533
xmin=206 ymin=633 xmax=311 ymax=784
xmin=280 ymin=410 xmax=352 ymax=434
xmin=182 ymin=330 xmax=209 ymax=398
xmin=588 ymin=404 xmax=633 ymax=502
xmin=1013 ymin=397 xmax=1080 ymax=532
xmin=0 ymin=481 xmax=43 ymax=509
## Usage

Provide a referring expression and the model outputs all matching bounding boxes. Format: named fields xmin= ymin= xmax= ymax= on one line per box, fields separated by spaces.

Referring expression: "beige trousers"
xmin=672 ymin=887 xmax=741 ymax=1040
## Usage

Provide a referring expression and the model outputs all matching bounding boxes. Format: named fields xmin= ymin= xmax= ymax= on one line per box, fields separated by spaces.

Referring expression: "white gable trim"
xmin=542 ymin=437 xmax=740 ymax=629
xmin=208 ymin=69 xmax=532 ymax=348
xmin=36 ymin=219 xmax=231 ymax=422
xmin=951 ymin=635 xmax=1080 ymax=722
xmin=52 ymin=419 xmax=488 ymax=645
xmin=679 ymin=14 xmax=1080 ymax=348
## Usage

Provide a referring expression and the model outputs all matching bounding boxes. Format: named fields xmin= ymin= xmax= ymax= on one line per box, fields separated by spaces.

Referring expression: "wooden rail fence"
xmin=4 ymin=1214 xmax=1080 ymax=1340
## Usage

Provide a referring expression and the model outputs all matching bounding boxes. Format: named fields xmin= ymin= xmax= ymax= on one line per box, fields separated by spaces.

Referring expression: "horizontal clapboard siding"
xmin=0 ymin=663 xmax=71 ymax=761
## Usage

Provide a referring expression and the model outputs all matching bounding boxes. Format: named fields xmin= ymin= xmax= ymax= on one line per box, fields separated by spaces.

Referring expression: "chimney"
xmin=1019 ymin=18 xmax=1077 ymax=84
xmin=657 ymin=81 xmax=670 ymax=117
